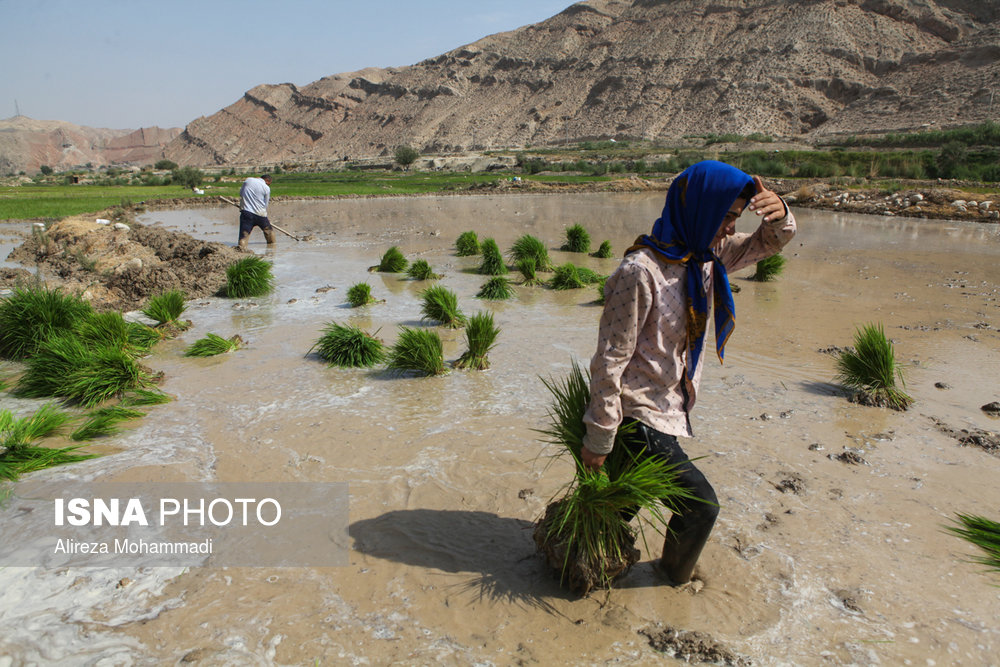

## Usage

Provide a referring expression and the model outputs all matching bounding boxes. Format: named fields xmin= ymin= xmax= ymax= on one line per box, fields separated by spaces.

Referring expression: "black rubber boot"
xmin=659 ymin=510 xmax=715 ymax=584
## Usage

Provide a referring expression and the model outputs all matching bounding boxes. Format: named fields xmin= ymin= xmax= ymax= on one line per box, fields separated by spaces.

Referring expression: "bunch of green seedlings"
xmin=517 ymin=258 xmax=543 ymax=286
xmin=946 ymin=513 xmax=1000 ymax=576
xmin=0 ymin=404 xmax=94 ymax=481
xmin=508 ymin=235 xmax=552 ymax=271
xmin=0 ymin=286 xmax=93 ymax=360
xmin=74 ymin=311 xmax=161 ymax=357
xmin=420 ymin=285 xmax=466 ymax=328
xmin=751 ymin=253 xmax=786 ymax=282
xmin=595 ymin=276 xmax=609 ymax=305
xmin=142 ymin=290 xmax=187 ymax=326
xmin=386 ymin=326 xmax=446 ymax=376
xmin=476 ymin=277 xmax=515 ymax=301
xmin=478 ymin=238 xmax=507 ymax=276
xmin=454 ymin=311 xmax=501 ymax=370
xmin=376 ymin=246 xmax=408 ymax=273
xmin=835 ymin=322 xmax=913 ymax=410
xmin=346 ymin=282 xmax=378 ymax=307
xmin=310 ymin=323 xmax=385 ymax=368
xmin=70 ymin=405 xmax=146 ymax=441
xmin=550 ymin=263 xmax=605 ymax=290
xmin=455 ymin=231 xmax=481 ymax=256
xmin=225 ymin=255 xmax=275 ymax=297
xmin=562 ymin=224 xmax=591 ymax=253
xmin=592 ymin=240 xmax=614 ymax=259
xmin=184 ymin=333 xmax=243 ymax=357
xmin=407 ymin=259 xmax=440 ymax=280
xmin=532 ymin=361 xmax=694 ymax=595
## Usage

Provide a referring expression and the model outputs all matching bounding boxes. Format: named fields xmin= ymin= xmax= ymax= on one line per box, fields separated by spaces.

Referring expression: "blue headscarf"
xmin=628 ymin=160 xmax=753 ymax=378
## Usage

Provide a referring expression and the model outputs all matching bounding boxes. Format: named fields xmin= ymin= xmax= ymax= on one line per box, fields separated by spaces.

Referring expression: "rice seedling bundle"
xmin=70 ymin=405 xmax=145 ymax=442
xmin=596 ymin=276 xmax=609 ymax=305
xmin=121 ymin=388 xmax=171 ymax=406
xmin=455 ymin=231 xmax=480 ymax=256
xmin=1 ymin=404 xmax=93 ymax=480
xmin=532 ymin=362 xmax=694 ymax=595
xmin=420 ymin=285 xmax=466 ymax=328
xmin=74 ymin=311 xmax=158 ymax=357
xmin=225 ymin=255 xmax=275 ymax=298
xmin=142 ymin=290 xmax=187 ymax=324
xmin=377 ymin=246 xmax=408 ymax=273
xmin=184 ymin=333 xmax=243 ymax=357
xmin=751 ymin=253 xmax=787 ymax=282
xmin=0 ymin=286 xmax=93 ymax=360
xmin=477 ymin=238 xmax=507 ymax=276
xmin=454 ymin=311 xmax=501 ymax=370
xmin=592 ymin=240 xmax=614 ymax=259
xmin=386 ymin=326 xmax=445 ymax=376
xmin=347 ymin=282 xmax=377 ymax=308
xmin=476 ymin=277 xmax=515 ymax=301
xmin=310 ymin=323 xmax=385 ymax=368
xmin=563 ymin=224 xmax=591 ymax=253
xmin=550 ymin=263 xmax=586 ymax=290
xmin=0 ymin=403 xmax=70 ymax=448
xmin=407 ymin=259 xmax=440 ymax=281
xmin=508 ymin=235 xmax=552 ymax=271
xmin=947 ymin=513 xmax=1000 ymax=576
xmin=576 ymin=267 xmax=606 ymax=285
xmin=517 ymin=258 xmax=542 ymax=286
xmin=835 ymin=322 xmax=912 ymax=410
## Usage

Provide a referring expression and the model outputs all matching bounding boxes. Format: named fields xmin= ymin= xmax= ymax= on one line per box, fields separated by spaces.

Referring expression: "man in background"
xmin=238 ymin=174 xmax=275 ymax=249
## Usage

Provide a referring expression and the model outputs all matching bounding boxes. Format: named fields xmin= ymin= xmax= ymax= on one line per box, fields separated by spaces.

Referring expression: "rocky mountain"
xmin=0 ymin=116 xmax=181 ymax=175
xmin=164 ymin=0 xmax=1000 ymax=167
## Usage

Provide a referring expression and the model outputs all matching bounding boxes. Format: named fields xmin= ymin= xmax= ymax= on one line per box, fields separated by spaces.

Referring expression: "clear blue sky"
xmin=1 ymin=0 xmax=573 ymax=130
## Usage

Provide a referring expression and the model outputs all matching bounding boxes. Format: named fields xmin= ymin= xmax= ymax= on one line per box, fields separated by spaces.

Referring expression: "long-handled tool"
xmin=220 ymin=196 xmax=304 ymax=242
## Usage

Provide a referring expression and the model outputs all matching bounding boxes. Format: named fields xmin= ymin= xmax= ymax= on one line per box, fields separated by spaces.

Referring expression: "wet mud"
xmin=1 ymin=193 xmax=999 ymax=664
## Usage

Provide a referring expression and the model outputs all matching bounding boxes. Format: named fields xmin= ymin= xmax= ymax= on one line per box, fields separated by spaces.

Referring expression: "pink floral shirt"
xmin=582 ymin=210 xmax=797 ymax=455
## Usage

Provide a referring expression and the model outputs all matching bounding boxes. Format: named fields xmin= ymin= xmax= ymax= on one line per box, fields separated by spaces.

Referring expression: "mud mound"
xmin=3 ymin=213 xmax=244 ymax=311
xmin=640 ymin=624 xmax=752 ymax=666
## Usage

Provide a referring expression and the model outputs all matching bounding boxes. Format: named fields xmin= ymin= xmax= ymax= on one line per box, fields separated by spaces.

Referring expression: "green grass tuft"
xmin=751 ymin=253 xmax=787 ymax=282
xmin=386 ymin=326 xmax=446 ymax=376
xmin=377 ymin=246 xmax=408 ymax=273
xmin=477 ymin=238 xmax=508 ymax=275
xmin=225 ymin=255 xmax=275 ymax=298
xmin=835 ymin=322 xmax=913 ymax=410
xmin=420 ymin=285 xmax=466 ymax=328
xmin=309 ymin=323 xmax=385 ymax=368
xmin=562 ymin=224 xmax=591 ymax=253
xmin=184 ymin=333 xmax=243 ymax=357
xmin=455 ymin=231 xmax=480 ymax=256
xmin=592 ymin=240 xmax=614 ymax=259
xmin=946 ymin=513 xmax=1000 ymax=576
xmin=407 ymin=259 xmax=440 ymax=280
xmin=346 ymin=282 xmax=378 ymax=307
xmin=476 ymin=277 xmax=515 ymax=300
xmin=508 ymin=235 xmax=552 ymax=271
xmin=142 ymin=290 xmax=187 ymax=324
xmin=0 ymin=286 xmax=93 ymax=360
xmin=454 ymin=311 xmax=501 ymax=370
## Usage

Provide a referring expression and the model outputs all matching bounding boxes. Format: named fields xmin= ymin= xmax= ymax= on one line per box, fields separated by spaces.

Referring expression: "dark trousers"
xmin=238 ymin=210 xmax=275 ymax=247
xmin=620 ymin=419 xmax=719 ymax=583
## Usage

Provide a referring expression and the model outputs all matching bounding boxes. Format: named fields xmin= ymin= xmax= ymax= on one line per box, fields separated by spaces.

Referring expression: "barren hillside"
xmin=161 ymin=0 xmax=1000 ymax=166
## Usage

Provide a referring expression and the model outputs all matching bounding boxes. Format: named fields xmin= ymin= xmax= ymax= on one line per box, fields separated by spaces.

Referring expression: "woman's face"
xmin=712 ymin=197 xmax=746 ymax=249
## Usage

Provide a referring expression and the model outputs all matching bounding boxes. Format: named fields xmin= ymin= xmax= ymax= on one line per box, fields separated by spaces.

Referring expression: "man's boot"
xmin=659 ymin=519 xmax=713 ymax=585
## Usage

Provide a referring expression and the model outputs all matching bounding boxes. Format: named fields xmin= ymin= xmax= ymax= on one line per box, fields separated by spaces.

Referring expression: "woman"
xmin=581 ymin=160 xmax=797 ymax=584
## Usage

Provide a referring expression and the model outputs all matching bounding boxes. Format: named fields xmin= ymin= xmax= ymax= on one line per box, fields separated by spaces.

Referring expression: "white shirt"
xmin=239 ymin=177 xmax=270 ymax=216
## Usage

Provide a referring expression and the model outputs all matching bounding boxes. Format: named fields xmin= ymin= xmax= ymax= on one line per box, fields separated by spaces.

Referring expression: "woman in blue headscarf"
xmin=582 ymin=160 xmax=797 ymax=585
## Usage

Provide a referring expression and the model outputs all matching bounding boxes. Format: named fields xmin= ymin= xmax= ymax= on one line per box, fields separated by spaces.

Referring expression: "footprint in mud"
xmin=770 ymin=472 xmax=805 ymax=494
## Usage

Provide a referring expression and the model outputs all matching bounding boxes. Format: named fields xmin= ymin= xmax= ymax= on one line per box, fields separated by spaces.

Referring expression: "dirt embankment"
xmin=2 ymin=210 xmax=244 ymax=311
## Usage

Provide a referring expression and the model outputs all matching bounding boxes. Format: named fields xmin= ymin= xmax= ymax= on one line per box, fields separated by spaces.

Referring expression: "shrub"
xmin=454 ymin=311 xmax=501 ymax=370
xmin=751 ymin=253 xmax=787 ymax=282
xmin=835 ymin=322 xmax=912 ymax=410
xmin=154 ymin=159 xmax=178 ymax=170
xmin=420 ymin=285 xmax=466 ymax=328
xmin=407 ymin=259 xmax=440 ymax=280
xmin=563 ymin=224 xmax=591 ymax=253
xmin=394 ymin=145 xmax=419 ymax=167
xmin=592 ymin=240 xmax=613 ymax=259
xmin=309 ymin=323 xmax=385 ymax=368
xmin=0 ymin=286 xmax=93 ymax=360
xmin=142 ymin=290 xmax=187 ymax=325
xmin=476 ymin=276 xmax=515 ymax=300
xmin=225 ymin=256 xmax=274 ymax=298
xmin=346 ymin=282 xmax=377 ymax=307
xmin=478 ymin=238 xmax=507 ymax=275
xmin=508 ymin=235 xmax=552 ymax=271
xmin=455 ymin=231 xmax=480 ymax=256
xmin=184 ymin=333 xmax=243 ymax=357
xmin=386 ymin=326 xmax=445 ymax=376
xmin=377 ymin=246 xmax=408 ymax=273
xmin=171 ymin=166 xmax=204 ymax=189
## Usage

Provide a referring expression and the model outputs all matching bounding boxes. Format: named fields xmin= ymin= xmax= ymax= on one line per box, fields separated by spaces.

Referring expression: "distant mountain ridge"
xmin=0 ymin=116 xmax=181 ymax=175
xmin=161 ymin=0 xmax=1000 ymax=167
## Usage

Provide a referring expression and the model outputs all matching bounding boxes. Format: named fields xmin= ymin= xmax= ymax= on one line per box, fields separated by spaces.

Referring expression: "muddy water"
xmin=2 ymin=193 xmax=999 ymax=665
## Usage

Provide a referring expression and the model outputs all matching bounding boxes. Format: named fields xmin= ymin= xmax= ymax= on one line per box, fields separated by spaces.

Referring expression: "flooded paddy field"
xmin=1 ymin=192 xmax=999 ymax=665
